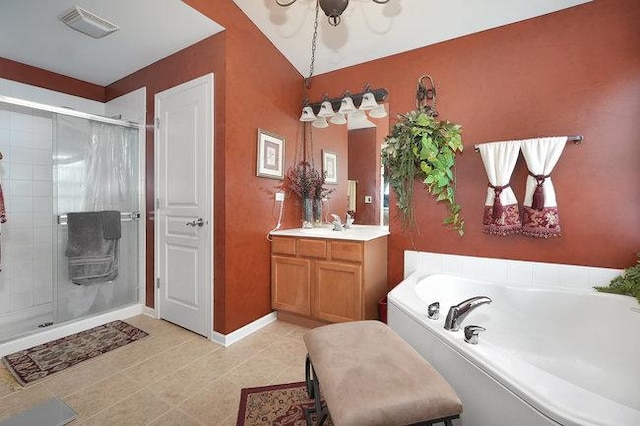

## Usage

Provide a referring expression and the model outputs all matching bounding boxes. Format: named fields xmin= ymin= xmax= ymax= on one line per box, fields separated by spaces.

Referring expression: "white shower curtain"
xmin=478 ymin=141 xmax=522 ymax=236
xmin=520 ymin=137 xmax=567 ymax=238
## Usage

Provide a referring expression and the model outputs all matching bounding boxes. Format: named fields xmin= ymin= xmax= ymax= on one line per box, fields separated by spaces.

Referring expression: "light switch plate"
xmin=275 ymin=192 xmax=285 ymax=201
xmin=364 ymin=195 xmax=373 ymax=204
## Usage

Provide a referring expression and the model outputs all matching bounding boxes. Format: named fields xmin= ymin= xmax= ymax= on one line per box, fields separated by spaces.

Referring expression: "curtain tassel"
xmin=488 ymin=183 xmax=510 ymax=223
xmin=529 ymin=172 xmax=550 ymax=211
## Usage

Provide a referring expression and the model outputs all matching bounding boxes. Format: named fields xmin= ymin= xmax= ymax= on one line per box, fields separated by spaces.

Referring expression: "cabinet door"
xmin=272 ymin=256 xmax=311 ymax=316
xmin=314 ymin=261 xmax=362 ymax=323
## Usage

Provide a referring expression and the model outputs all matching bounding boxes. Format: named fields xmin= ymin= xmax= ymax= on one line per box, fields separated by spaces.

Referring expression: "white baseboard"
xmin=142 ymin=306 xmax=156 ymax=318
xmin=0 ymin=303 xmax=144 ymax=357
xmin=211 ymin=311 xmax=278 ymax=347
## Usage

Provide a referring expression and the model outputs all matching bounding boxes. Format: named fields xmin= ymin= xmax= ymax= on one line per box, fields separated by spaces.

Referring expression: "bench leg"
xmin=304 ymin=355 xmax=330 ymax=426
xmin=305 ymin=354 xmax=314 ymax=399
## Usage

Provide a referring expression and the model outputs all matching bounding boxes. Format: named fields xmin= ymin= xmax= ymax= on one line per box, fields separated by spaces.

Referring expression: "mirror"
xmin=346 ymin=104 xmax=389 ymax=226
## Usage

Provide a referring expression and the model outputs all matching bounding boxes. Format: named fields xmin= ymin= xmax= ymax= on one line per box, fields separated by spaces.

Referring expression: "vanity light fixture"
xmin=304 ymin=85 xmax=389 ymax=127
xmin=276 ymin=0 xmax=390 ymax=26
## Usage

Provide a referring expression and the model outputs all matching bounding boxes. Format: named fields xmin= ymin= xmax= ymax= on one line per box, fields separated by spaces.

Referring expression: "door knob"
xmin=186 ymin=217 xmax=205 ymax=227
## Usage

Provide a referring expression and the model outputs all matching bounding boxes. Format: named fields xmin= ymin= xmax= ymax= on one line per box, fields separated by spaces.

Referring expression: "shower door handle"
xmin=186 ymin=217 xmax=205 ymax=227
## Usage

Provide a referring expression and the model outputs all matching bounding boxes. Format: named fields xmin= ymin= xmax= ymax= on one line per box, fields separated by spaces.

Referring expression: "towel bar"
xmin=57 ymin=211 xmax=141 ymax=226
xmin=473 ymin=135 xmax=583 ymax=152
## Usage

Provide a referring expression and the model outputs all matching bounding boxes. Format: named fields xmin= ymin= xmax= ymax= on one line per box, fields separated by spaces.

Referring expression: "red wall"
xmin=106 ymin=0 xmax=303 ymax=333
xmin=307 ymin=0 xmax=640 ymax=288
xmin=0 ymin=57 xmax=105 ymax=101
xmin=106 ymin=33 xmax=228 ymax=310
xmin=3 ymin=0 xmax=638 ymax=334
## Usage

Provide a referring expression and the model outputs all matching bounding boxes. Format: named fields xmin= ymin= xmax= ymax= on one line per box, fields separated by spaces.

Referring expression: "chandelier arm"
xmin=275 ymin=0 xmax=298 ymax=6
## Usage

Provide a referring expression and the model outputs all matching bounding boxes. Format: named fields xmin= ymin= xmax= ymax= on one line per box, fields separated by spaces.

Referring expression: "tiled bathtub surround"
xmin=404 ymin=251 xmax=622 ymax=291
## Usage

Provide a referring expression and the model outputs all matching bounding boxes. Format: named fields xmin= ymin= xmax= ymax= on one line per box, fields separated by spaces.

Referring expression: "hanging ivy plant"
xmin=382 ymin=108 xmax=465 ymax=235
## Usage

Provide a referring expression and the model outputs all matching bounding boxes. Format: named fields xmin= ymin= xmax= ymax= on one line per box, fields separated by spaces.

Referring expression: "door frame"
xmin=153 ymin=73 xmax=214 ymax=339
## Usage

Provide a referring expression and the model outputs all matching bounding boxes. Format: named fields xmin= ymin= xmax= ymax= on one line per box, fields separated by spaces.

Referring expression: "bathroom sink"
xmin=299 ymin=227 xmax=337 ymax=234
xmin=271 ymin=225 xmax=389 ymax=241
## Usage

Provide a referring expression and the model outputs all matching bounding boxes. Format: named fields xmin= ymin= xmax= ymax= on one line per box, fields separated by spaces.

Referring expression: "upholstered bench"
xmin=303 ymin=321 xmax=462 ymax=426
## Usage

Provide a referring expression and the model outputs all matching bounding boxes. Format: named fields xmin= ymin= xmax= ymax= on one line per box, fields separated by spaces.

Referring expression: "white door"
xmin=155 ymin=74 xmax=213 ymax=337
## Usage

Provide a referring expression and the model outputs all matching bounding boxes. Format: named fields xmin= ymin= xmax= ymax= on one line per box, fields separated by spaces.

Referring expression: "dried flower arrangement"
xmin=279 ymin=161 xmax=334 ymax=200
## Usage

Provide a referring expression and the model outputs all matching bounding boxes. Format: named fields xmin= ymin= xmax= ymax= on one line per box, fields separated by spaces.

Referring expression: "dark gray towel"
xmin=65 ymin=211 xmax=121 ymax=285
xmin=101 ymin=210 xmax=121 ymax=239
xmin=68 ymin=243 xmax=119 ymax=285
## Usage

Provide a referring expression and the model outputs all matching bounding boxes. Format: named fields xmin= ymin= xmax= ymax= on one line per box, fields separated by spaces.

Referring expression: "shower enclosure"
xmin=0 ymin=95 xmax=140 ymax=343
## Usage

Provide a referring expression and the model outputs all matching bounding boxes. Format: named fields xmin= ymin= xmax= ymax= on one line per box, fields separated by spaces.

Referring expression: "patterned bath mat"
xmin=1 ymin=320 xmax=148 ymax=386
xmin=236 ymin=382 xmax=332 ymax=426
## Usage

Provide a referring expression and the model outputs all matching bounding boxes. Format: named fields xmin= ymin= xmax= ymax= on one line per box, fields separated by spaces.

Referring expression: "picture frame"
xmin=256 ymin=129 xmax=285 ymax=179
xmin=322 ymin=150 xmax=338 ymax=184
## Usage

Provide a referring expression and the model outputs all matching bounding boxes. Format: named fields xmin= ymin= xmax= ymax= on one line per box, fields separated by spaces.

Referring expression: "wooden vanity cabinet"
xmin=271 ymin=235 xmax=387 ymax=324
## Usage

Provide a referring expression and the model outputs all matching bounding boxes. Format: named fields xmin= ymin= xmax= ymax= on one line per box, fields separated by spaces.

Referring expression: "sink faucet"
xmin=330 ymin=214 xmax=344 ymax=231
xmin=444 ymin=296 xmax=492 ymax=331
xmin=344 ymin=213 xmax=354 ymax=229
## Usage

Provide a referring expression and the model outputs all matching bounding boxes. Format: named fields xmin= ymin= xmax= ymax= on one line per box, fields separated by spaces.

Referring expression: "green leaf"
xmin=445 ymin=168 xmax=454 ymax=180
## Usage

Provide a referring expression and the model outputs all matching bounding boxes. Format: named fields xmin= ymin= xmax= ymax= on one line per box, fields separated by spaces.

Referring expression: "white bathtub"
xmin=388 ymin=272 xmax=640 ymax=426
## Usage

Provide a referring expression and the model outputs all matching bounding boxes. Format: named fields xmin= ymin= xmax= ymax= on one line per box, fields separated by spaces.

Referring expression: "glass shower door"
xmin=54 ymin=115 xmax=139 ymax=324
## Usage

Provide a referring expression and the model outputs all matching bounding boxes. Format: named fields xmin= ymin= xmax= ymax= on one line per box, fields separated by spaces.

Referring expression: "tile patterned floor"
xmin=0 ymin=316 xmax=310 ymax=425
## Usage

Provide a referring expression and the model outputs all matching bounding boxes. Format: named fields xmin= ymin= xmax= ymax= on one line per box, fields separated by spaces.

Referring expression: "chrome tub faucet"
xmin=444 ymin=296 xmax=492 ymax=331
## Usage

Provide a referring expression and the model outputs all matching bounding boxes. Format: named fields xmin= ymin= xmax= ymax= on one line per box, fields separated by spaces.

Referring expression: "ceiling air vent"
xmin=59 ymin=6 xmax=119 ymax=39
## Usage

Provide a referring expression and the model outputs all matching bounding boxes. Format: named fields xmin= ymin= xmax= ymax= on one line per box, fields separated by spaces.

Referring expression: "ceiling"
xmin=0 ymin=0 xmax=224 ymax=86
xmin=0 ymin=0 xmax=591 ymax=87
xmin=232 ymin=0 xmax=591 ymax=77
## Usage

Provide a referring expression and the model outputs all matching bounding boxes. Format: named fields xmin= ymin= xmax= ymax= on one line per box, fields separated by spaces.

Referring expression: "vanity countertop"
xmin=270 ymin=225 xmax=390 ymax=241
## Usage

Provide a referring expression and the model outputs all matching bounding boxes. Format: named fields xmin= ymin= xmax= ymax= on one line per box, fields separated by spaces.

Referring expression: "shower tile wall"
xmin=0 ymin=104 xmax=54 ymax=325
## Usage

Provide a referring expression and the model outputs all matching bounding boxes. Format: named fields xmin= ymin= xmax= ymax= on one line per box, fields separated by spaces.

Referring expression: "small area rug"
xmin=237 ymin=382 xmax=331 ymax=426
xmin=2 ymin=320 xmax=148 ymax=386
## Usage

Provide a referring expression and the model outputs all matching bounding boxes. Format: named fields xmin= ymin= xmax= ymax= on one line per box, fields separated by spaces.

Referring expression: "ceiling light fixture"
xmin=59 ymin=6 xmax=119 ymax=39
xmin=276 ymin=0 xmax=390 ymax=26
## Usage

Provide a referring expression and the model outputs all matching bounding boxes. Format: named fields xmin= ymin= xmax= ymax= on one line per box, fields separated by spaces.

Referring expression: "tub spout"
xmin=444 ymin=296 xmax=492 ymax=331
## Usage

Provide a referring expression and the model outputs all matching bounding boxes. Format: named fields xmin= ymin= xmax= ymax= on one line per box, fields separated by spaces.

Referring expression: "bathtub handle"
xmin=464 ymin=325 xmax=486 ymax=345
xmin=427 ymin=302 xmax=440 ymax=320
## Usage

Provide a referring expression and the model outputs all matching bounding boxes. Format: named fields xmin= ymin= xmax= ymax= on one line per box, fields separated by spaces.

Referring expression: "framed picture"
xmin=256 ymin=129 xmax=285 ymax=179
xmin=323 ymin=150 xmax=338 ymax=184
